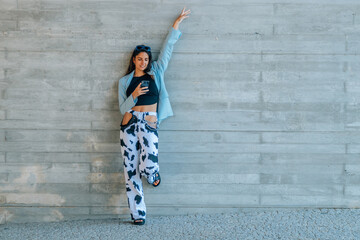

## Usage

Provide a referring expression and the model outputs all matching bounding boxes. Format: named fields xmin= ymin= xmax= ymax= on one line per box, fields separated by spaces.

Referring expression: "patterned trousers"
xmin=119 ymin=109 xmax=160 ymax=220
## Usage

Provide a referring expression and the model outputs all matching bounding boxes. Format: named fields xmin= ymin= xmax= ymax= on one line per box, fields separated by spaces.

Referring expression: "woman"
xmin=118 ymin=7 xmax=190 ymax=225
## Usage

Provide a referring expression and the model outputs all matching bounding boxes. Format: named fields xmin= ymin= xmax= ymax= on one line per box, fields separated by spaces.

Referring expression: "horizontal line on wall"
xmin=1 ymin=204 xmax=355 ymax=209
xmin=3 ymin=128 xmax=360 ymax=133
xmin=0 ymin=49 xmax=357 ymax=56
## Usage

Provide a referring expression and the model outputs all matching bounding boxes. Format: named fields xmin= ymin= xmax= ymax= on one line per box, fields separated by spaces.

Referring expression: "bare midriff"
xmin=131 ymin=103 xmax=157 ymax=112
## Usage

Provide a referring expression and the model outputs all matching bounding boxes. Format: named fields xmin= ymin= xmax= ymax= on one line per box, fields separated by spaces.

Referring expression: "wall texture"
xmin=1 ymin=0 xmax=360 ymax=224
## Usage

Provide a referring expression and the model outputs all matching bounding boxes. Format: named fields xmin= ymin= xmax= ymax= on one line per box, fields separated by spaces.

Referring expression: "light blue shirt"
xmin=118 ymin=26 xmax=182 ymax=126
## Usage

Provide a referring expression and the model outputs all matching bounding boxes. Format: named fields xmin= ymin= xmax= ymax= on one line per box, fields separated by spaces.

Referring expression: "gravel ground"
xmin=1 ymin=208 xmax=359 ymax=240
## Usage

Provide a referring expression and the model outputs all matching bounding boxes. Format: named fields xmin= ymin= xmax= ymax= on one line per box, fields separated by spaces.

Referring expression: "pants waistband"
xmin=127 ymin=109 xmax=157 ymax=122
xmin=127 ymin=109 xmax=157 ymax=116
xmin=125 ymin=109 xmax=159 ymax=129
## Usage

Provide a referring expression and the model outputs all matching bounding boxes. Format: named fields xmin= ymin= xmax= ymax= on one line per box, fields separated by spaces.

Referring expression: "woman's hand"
xmin=132 ymin=82 xmax=148 ymax=99
xmin=173 ymin=7 xmax=191 ymax=30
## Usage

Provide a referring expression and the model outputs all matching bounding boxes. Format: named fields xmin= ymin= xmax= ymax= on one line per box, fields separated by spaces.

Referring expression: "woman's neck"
xmin=134 ymin=69 xmax=145 ymax=77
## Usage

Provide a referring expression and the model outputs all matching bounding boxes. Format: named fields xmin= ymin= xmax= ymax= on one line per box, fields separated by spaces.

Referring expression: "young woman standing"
xmin=118 ymin=7 xmax=190 ymax=225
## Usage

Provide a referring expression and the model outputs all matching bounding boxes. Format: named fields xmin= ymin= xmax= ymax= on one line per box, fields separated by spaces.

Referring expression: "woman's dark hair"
xmin=125 ymin=45 xmax=152 ymax=75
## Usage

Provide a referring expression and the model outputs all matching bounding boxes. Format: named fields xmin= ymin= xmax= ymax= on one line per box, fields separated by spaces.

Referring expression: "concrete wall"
xmin=1 ymin=0 xmax=360 ymax=224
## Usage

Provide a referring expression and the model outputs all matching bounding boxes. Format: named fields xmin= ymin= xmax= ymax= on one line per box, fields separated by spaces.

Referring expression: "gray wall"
xmin=1 ymin=0 xmax=360 ymax=224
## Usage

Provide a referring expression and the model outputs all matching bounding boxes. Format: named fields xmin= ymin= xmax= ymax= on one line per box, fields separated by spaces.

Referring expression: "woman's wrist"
xmin=172 ymin=21 xmax=179 ymax=30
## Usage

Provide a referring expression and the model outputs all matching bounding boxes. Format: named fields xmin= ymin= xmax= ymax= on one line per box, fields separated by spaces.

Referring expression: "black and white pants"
xmin=119 ymin=109 xmax=160 ymax=220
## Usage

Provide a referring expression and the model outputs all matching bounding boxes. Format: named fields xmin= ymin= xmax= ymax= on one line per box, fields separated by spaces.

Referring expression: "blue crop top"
xmin=126 ymin=73 xmax=159 ymax=106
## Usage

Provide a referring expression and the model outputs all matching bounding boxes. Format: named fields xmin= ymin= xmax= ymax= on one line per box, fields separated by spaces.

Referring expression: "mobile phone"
xmin=141 ymin=80 xmax=150 ymax=88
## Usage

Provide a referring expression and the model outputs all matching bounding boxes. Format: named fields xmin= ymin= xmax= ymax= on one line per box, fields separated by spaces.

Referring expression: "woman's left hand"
xmin=173 ymin=7 xmax=191 ymax=30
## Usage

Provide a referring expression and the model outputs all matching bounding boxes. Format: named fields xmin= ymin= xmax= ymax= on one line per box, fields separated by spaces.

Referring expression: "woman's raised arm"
xmin=154 ymin=7 xmax=191 ymax=73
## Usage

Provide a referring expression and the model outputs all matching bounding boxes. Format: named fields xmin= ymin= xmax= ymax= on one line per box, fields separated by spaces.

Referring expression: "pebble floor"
xmin=1 ymin=208 xmax=359 ymax=240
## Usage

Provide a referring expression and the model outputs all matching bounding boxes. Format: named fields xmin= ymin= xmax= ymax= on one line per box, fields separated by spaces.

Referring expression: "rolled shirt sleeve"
xmin=118 ymin=79 xmax=138 ymax=115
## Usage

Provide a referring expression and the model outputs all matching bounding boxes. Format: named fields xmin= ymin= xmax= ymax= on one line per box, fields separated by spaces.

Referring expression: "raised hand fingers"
xmin=180 ymin=10 xmax=190 ymax=20
xmin=174 ymin=7 xmax=190 ymax=26
xmin=181 ymin=7 xmax=191 ymax=15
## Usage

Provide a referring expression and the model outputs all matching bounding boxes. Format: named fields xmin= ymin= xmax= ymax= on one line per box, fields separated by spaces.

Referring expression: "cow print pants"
xmin=119 ymin=109 xmax=160 ymax=220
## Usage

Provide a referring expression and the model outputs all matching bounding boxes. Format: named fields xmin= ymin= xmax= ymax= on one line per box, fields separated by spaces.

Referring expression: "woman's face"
xmin=133 ymin=52 xmax=149 ymax=72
